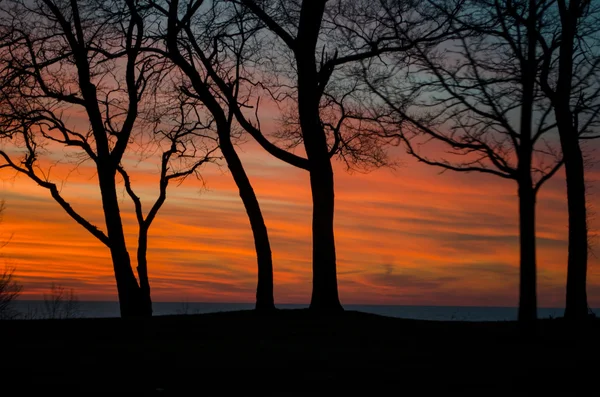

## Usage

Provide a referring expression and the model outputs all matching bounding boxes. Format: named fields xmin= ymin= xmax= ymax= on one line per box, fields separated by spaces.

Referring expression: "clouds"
xmin=365 ymin=266 xmax=459 ymax=291
xmin=1 ymin=139 xmax=599 ymax=307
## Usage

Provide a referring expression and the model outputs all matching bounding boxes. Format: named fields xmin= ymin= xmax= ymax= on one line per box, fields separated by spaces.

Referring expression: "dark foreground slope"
xmin=0 ymin=310 xmax=598 ymax=396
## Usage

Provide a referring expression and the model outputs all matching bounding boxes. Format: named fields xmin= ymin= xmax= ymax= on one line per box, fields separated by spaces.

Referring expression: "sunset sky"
xmin=1 ymin=135 xmax=599 ymax=308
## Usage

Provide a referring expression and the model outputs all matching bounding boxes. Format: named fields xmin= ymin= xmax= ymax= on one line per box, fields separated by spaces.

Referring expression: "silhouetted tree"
xmin=536 ymin=0 xmax=600 ymax=321
xmin=145 ymin=0 xmax=277 ymax=310
xmin=197 ymin=0 xmax=453 ymax=311
xmin=0 ymin=0 xmax=217 ymax=317
xmin=362 ymin=0 xmax=563 ymax=325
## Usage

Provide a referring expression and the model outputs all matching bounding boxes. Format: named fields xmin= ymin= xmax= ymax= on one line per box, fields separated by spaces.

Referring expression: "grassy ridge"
xmin=1 ymin=310 xmax=598 ymax=396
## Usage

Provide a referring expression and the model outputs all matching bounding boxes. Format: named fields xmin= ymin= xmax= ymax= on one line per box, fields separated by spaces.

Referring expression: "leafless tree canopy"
xmin=535 ymin=0 xmax=600 ymax=140
xmin=361 ymin=0 xmax=565 ymax=190
xmin=0 ymin=0 xmax=218 ymax=227
xmin=198 ymin=0 xmax=457 ymax=172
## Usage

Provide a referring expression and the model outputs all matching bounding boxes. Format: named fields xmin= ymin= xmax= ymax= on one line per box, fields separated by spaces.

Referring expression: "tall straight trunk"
xmin=298 ymin=93 xmax=343 ymax=312
xmin=98 ymin=168 xmax=149 ymax=318
xmin=219 ymin=133 xmax=275 ymax=311
xmin=517 ymin=178 xmax=537 ymax=324
xmin=517 ymin=0 xmax=538 ymax=328
xmin=562 ymin=129 xmax=589 ymax=320
xmin=136 ymin=226 xmax=153 ymax=316
xmin=554 ymin=1 xmax=589 ymax=320
xmin=308 ymin=156 xmax=342 ymax=311
xmin=295 ymin=1 xmax=342 ymax=312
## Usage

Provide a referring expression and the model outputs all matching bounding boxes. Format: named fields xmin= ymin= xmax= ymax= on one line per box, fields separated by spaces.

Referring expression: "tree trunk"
xmin=136 ymin=226 xmax=154 ymax=316
xmin=78 ymin=74 xmax=148 ymax=317
xmin=219 ymin=134 xmax=275 ymax=311
xmin=562 ymin=133 xmax=589 ymax=320
xmin=296 ymin=85 xmax=343 ymax=311
xmin=553 ymin=2 xmax=589 ymax=321
xmin=109 ymin=244 xmax=147 ymax=318
xmin=517 ymin=178 xmax=537 ymax=325
xmin=308 ymin=156 xmax=342 ymax=312
xmin=295 ymin=0 xmax=342 ymax=311
xmin=164 ymin=0 xmax=275 ymax=310
xmin=98 ymin=169 xmax=149 ymax=318
xmin=517 ymin=1 xmax=538 ymax=329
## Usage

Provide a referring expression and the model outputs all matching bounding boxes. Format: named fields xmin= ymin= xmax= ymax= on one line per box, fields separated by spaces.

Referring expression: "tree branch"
xmin=0 ymin=149 xmax=110 ymax=246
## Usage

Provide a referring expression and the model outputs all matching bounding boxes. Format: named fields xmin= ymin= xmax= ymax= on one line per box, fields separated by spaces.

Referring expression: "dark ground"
xmin=0 ymin=310 xmax=598 ymax=396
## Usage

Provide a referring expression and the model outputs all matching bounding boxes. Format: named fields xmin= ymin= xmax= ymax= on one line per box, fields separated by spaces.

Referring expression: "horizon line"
xmin=14 ymin=300 xmax=596 ymax=310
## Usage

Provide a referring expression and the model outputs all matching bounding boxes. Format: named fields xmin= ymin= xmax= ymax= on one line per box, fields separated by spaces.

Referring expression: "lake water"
xmin=12 ymin=300 xmax=592 ymax=321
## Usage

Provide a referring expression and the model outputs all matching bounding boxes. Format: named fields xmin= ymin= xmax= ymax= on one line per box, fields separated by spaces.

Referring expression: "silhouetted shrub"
xmin=0 ymin=266 xmax=22 ymax=320
xmin=43 ymin=283 xmax=81 ymax=319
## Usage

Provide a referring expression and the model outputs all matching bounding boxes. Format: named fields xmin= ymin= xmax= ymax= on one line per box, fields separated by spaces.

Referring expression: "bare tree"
xmin=362 ymin=0 xmax=563 ymax=325
xmin=0 ymin=0 xmax=217 ymax=317
xmin=188 ymin=0 xmax=452 ymax=311
xmin=144 ymin=0 xmax=277 ymax=310
xmin=535 ymin=0 xmax=600 ymax=321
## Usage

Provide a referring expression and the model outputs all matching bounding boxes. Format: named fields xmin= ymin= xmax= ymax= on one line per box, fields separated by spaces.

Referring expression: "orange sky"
xmin=1 ymin=136 xmax=599 ymax=308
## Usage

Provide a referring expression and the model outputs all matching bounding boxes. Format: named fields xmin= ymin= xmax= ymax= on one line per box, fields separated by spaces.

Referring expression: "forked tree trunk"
xmin=110 ymin=245 xmax=148 ymax=318
xmin=220 ymin=134 xmax=275 ymax=311
xmin=99 ymin=169 xmax=149 ymax=318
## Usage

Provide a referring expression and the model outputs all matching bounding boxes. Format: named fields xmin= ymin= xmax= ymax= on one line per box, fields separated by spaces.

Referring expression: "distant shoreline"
xmin=11 ymin=300 xmax=596 ymax=321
